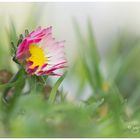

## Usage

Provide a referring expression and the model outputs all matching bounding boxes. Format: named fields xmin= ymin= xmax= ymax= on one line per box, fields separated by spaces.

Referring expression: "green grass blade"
xmin=6 ymin=19 xmax=18 ymax=57
xmin=73 ymin=19 xmax=97 ymax=90
xmin=72 ymin=18 xmax=85 ymax=46
xmin=116 ymin=43 xmax=140 ymax=82
xmin=87 ymin=18 xmax=103 ymax=89
xmin=48 ymin=72 xmax=66 ymax=104
xmin=87 ymin=18 xmax=100 ymax=65
xmin=8 ymin=19 xmax=18 ymax=45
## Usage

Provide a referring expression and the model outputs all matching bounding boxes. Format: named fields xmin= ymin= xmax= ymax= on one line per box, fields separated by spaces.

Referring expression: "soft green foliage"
xmin=0 ymin=4 xmax=140 ymax=138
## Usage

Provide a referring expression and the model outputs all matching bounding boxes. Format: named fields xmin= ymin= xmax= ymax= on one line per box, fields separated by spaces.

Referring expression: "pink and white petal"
xmin=26 ymin=66 xmax=39 ymax=75
xmin=29 ymin=26 xmax=52 ymax=38
xmin=46 ymin=41 xmax=65 ymax=53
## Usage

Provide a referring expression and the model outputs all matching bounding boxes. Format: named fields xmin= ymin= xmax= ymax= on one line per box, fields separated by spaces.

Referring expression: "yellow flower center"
xmin=27 ymin=44 xmax=47 ymax=68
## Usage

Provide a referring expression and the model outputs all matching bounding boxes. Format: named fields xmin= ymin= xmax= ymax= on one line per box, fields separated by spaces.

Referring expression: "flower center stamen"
xmin=27 ymin=44 xmax=47 ymax=68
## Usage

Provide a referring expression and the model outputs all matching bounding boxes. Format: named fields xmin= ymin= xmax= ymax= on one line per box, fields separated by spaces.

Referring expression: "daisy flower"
xmin=16 ymin=27 xmax=67 ymax=76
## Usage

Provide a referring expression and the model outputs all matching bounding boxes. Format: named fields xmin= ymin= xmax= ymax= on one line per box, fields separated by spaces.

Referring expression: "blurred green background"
xmin=0 ymin=2 xmax=140 ymax=138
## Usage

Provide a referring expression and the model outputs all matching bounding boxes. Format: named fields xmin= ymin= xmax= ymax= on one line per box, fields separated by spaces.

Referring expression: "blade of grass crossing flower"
xmin=48 ymin=72 xmax=67 ymax=104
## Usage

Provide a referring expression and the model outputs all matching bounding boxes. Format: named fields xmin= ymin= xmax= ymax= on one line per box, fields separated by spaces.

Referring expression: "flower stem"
xmin=2 ymin=67 xmax=25 ymax=133
xmin=2 ymin=67 xmax=24 ymax=104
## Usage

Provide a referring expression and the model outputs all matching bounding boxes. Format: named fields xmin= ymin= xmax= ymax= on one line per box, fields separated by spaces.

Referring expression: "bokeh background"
xmin=1 ymin=2 xmax=140 ymax=99
xmin=1 ymin=2 xmax=140 ymax=137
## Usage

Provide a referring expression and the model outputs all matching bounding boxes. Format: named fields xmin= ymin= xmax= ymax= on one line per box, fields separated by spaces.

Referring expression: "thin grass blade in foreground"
xmin=49 ymin=72 xmax=67 ymax=104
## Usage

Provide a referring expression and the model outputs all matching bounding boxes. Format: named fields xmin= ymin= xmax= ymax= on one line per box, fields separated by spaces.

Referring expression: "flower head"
xmin=16 ymin=27 xmax=67 ymax=76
